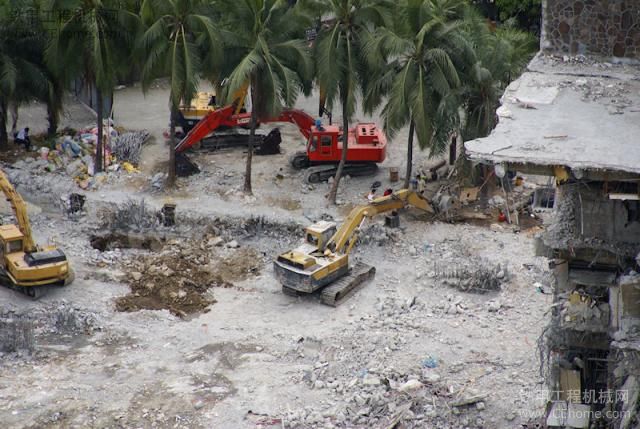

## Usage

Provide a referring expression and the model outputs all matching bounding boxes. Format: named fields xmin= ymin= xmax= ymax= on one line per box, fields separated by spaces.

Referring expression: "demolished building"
xmin=465 ymin=2 xmax=640 ymax=426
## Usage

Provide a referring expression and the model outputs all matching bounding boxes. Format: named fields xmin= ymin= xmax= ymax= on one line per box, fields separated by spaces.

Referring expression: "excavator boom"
xmin=0 ymin=170 xmax=36 ymax=252
xmin=327 ymin=189 xmax=434 ymax=255
xmin=176 ymin=106 xmax=246 ymax=153
xmin=175 ymin=106 xmax=317 ymax=154
xmin=265 ymin=109 xmax=316 ymax=140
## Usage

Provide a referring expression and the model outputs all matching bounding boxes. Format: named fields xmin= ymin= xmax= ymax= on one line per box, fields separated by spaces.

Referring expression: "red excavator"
xmin=175 ymin=105 xmax=387 ymax=183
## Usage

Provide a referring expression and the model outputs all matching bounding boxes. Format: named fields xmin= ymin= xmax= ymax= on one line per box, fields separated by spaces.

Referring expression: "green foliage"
xmin=364 ymin=0 xmax=472 ymax=156
xmin=139 ymin=0 xmax=223 ymax=110
xmin=0 ymin=0 xmax=55 ymax=146
xmin=310 ymin=0 xmax=391 ymax=119
xmin=45 ymin=0 xmax=140 ymax=94
xmin=217 ymin=0 xmax=313 ymax=118
xmin=460 ymin=6 xmax=536 ymax=140
xmin=495 ymin=0 xmax=541 ymax=31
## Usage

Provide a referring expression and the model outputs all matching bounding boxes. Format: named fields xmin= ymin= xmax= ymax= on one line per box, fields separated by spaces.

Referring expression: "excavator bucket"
xmin=255 ymin=129 xmax=282 ymax=155
xmin=176 ymin=153 xmax=200 ymax=177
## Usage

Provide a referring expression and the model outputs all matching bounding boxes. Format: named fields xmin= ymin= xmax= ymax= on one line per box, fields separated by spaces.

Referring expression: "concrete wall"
xmin=575 ymin=187 xmax=640 ymax=244
xmin=542 ymin=0 xmax=640 ymax=58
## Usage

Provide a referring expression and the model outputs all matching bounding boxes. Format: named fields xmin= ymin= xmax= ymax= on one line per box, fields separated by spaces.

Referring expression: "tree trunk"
xmin=9 ymin=103 xmax=18 ymax=136
xmin=46 ymin=102 xmax=58 ymax=138
xmin=0 ymin=100 xmax=8 ymax=151
xmin=404 ymin=121 xmax=415 ymax=189
xmin=327 ymin=99 xmax=349 ymax=205
xmin=244 ymin=88 xmax=257 ymax=195
xmin=168 ymin=105 xmax=177 ymax=187
xmin=96 ymin=89 xmax=104 ymax=173
xmin=449 ymin=134 xmax=457 ymax=166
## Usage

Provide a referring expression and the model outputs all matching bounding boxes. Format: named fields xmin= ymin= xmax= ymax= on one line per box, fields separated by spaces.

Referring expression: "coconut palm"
xmin=311 ymin=0 xmax=391 ymax=204
xmin=0 ymin=1 xmax=49 ymax=149
xmin=364 ymin=0 xmax=471 ymax=187
xmin=218 ymin=0 xmax=313 ymax=195
xmin=45 ymin=0 xmax=139 ymax=172
xmin=138 ymin=0 xmax=223 ymax=186
xmin=460 ymin=8 xmax=535 ymax=140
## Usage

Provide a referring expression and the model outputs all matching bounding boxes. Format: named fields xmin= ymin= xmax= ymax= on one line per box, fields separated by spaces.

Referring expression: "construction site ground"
xmin=0 ymin=82 xmax=553 ymax=428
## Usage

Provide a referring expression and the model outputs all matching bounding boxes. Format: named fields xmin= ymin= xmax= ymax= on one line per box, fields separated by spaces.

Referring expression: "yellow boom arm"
xmin=325 ymin=189 xmax=433 ymax=255
xmin=0 ymin=169 xmax=36 ymax=252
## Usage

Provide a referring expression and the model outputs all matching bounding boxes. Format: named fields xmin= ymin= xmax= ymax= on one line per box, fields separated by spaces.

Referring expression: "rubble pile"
xmin=558 ymin=291 xmax=610 ymax=331
xmin=114 ymin=236 xmax=262 ymax=317
xmin=359 ymin=223 xmax=402 ymax=246
xmin=281 ymin=297 xmax=495 ymax=428
xmin=0 ymin=314 xmax=34 ymax=353
xmin=432 ymin=258 xmax=507 ymax=293
xmin=0 ymin=304 xmax=98 ymax=355
xmin=100 ymin=199 xmax=158 ymax=232
xmin=6 ymin=159 xmax=77 ymax=204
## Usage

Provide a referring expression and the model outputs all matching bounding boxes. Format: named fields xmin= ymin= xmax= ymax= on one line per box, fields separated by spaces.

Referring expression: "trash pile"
xmin=32 ymin=122 xmax=149 ymax=190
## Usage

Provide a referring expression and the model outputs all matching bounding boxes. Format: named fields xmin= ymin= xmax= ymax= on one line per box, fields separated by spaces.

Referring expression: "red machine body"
xmin=305 ymin=123 xmax=387 ymax=165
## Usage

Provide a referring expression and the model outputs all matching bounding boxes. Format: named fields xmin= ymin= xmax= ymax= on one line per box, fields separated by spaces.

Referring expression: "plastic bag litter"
xmin=122 ymin=162 xmax=139 ymax=173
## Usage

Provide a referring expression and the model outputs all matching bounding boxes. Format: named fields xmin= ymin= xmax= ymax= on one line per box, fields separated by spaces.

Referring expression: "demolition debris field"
xmin=0 ymin=87 xmax=553 ymax=428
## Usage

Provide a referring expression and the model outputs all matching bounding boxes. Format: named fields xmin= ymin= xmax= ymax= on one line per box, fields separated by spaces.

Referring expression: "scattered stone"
xmin=225 ymin=240 xmax=240 ymax=249
xmin=398 ymin=379 xmax=423 ymax=393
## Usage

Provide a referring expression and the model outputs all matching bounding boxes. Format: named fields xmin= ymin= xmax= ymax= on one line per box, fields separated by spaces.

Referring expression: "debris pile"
xmin=111 ymin=130 xmax=150 ymax=165
xmin=0 ymin=304 xmax=98 ymax=355
xmin=282 ymin=297 xmax=498 ymax=428
xmin=0 ymin=314 xmax=34 ymax=353
xmin=432 ymin=259 xmax=507 ymax=293
xmin=100 ymin=199 xmax=158 ymax=232
xmin=114 ymin=237 xmax=262 ymax=317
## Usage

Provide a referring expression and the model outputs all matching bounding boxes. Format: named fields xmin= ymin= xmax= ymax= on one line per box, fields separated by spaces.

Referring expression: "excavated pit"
xmin=90 ymin=232 xmax=164 ymax=252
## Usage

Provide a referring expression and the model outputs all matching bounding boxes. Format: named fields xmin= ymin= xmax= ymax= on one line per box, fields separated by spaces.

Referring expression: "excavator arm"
xmin=176 ymin=106 xmax=317 ymax=154
xmin=175 ymin=106 xmax=246 ymax=153
xmin=0 ymin=169 xmax=36 ymax=252
xmin=325 ymin=189 xmax=434 ymax=255
xmin=266 ymin=109 xmax=316 ymax=140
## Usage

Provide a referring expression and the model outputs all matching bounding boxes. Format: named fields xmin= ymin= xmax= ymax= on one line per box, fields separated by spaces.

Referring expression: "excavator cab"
xmin=304 ymin=221 xmax=337 ymax=252
xmin=0 ymin=225 xmax=23 ymax=267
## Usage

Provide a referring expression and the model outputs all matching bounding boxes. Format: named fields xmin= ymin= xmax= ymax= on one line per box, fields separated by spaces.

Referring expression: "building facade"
xmin=542 ymin=0 xmax=640 ymax=58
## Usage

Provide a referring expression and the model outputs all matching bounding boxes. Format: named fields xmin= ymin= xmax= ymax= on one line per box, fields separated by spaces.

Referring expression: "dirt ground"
xmin=0 ymin=84 xmax=553 ymax=429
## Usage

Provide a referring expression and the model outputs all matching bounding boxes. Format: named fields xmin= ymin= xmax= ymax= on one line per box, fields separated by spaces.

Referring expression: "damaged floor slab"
xmin=466 ymin=54 xmax=640 ymax=177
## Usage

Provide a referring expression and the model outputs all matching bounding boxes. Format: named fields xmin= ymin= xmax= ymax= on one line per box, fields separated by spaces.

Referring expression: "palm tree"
xmin=139 ymin=0 xmax=223 ymax=186
xmin=364 ymin=0 xmax=472 ymax=188
xmin=311 ymin=0 xmax=390 ymax=204
xmin=0 ymin=1 xmax=48 ymax=149
xmin=218 ymin=0 xmax=312 ymax=195
xmin=460 ymin=11 xmax=536 ymax=140
xmin=45 ymin=0 xmax=139 ymax=172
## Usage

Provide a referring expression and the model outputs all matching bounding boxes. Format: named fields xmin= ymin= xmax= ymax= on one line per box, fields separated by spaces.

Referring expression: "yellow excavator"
xmin=0 ymin=169 xmax=73 ymax=298
xmin=274 ymin=189 xmax=433 ymax=306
